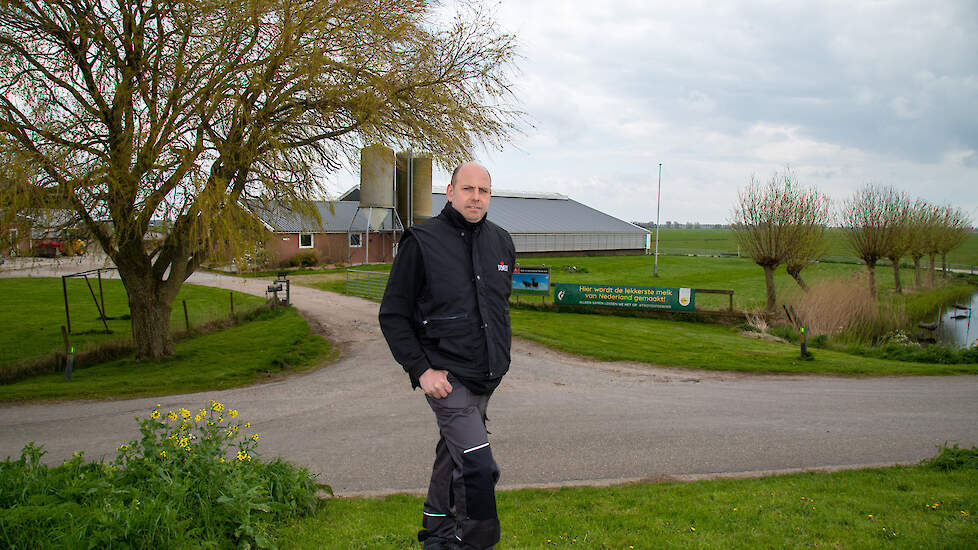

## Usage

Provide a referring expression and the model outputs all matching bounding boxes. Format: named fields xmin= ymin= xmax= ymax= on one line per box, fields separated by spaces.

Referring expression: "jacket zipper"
xmin=422 ymin=313 xmax=468 ymax=325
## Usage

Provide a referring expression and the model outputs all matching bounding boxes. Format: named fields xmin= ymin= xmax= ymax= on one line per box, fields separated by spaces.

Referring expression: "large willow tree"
xmin=0 ymin=0 xmax=519 ymax=358
xmin=730 ymin=169 xmax=830 ymax=312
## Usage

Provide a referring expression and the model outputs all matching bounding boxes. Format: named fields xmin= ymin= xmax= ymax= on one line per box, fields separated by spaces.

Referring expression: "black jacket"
xmin=379 ymin=202 xmax=515 ymax=394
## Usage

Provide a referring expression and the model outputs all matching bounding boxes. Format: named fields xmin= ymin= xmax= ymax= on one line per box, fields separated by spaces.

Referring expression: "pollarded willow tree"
xmin=906 ymin=200 xmax=939 ymax=288
xmin=880 ymin=188 xmax=911 ymax=294
xmin=730 ymin=168 xmax=830 ymax=312
xmin=0 ymin=0 xmax=520 ymax=358
xmin=934 ymin=205 xmax=971 ymax=279
xmin=840 ymin=184 xmax=902 ymax=297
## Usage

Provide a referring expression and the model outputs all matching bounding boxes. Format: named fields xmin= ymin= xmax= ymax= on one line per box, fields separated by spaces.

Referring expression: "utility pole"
xmin=653 ymin=162 xmax=662 ymax=277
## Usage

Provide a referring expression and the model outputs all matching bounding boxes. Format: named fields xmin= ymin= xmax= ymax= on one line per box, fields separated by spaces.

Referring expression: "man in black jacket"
xmin=379 ymin=162 xmax=515 ymax=550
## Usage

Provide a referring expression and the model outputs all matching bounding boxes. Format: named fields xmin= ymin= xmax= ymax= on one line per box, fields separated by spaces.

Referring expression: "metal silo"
xmin=395 ymin=151 xmax=433 ymax=227
xmin=359 ymin=144 xmax=395 ymax=208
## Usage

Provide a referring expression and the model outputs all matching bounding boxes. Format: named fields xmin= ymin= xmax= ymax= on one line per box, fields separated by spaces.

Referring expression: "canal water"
xmin=932 ymin=291 xmax=978 ymax=349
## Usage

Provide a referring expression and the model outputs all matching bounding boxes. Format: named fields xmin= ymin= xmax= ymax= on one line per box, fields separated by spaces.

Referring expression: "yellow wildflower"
xmin=236 ymin=450 xmax=251 ymax=462
xmin=212 ymin=402 xmax=224 ymax=412
xmin=160 ymin=450 xmax=166 ymax=458
xmin=180 ymin=408 xmax=191 ymax=419
xmin=252 ymin=434 xmax=260 ymax=441
xmin=244 ymin=422 xmax=251 ymax=428
xmin=230 ymin=409 xmax=239 ymax=418
xmin=167 ymin=411 xmax=178 ymax=421
xmin=197 ymin=408 xmax=207 ymax=418
xmin=150 ymin=409 xmax=160 ymax=420
xmin=194 ymin=414 xmax=202 ymax=422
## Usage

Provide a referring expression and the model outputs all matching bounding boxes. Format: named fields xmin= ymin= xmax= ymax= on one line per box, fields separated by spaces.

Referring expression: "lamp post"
xmin=653 ymin=162 xmax=662 ymax=277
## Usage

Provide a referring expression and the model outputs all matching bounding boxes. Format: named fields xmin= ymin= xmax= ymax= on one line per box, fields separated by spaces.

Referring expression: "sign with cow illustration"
xmin=512 ymin=265 xmax=550 ymax=295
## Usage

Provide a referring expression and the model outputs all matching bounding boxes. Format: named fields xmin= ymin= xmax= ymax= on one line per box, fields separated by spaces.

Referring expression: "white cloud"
xmin=462 ymin=0 xmax=978 ymax=224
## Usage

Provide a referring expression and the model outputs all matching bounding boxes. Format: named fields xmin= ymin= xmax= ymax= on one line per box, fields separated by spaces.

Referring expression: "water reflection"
xmin=930 ymin=291 xmax=978 ymax=349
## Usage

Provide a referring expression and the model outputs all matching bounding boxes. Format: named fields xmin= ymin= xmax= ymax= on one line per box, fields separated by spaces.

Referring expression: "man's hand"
xmin=419 ymin=368 xmax=453 ymax=399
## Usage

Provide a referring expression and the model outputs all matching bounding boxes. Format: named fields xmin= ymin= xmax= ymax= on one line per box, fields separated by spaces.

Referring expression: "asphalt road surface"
xmin=2 ymin=257 xmax=977 ymax=496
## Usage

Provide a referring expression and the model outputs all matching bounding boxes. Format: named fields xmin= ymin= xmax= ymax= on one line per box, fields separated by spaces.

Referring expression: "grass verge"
xmin=510 ymin=309 xmax=978 ymax=375
xmin=0 ymin=306 xmax=332 ymax=402
xmin=275 ymin=446 xmax=978 ymax=549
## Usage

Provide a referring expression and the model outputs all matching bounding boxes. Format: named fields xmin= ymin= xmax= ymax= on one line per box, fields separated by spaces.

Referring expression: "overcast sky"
xmin=331 ymin=0 xmax=978 ymax=225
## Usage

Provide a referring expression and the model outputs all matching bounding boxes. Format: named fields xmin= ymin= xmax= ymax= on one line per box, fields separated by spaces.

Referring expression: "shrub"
xmin=0 ymin=401 xmax=323 ymax=549
xmin=290 ymin=252 xmax=319 ymax=267
xmin=922 ymin=443 xmax=978 ymax=471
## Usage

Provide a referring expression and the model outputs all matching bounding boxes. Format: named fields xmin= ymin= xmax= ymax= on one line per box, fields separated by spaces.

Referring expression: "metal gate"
xmin=345 ymin=269 xmax=389 ymax=301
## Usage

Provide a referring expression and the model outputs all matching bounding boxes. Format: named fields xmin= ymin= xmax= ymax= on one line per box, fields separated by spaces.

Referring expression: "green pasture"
xmin=291 ymin=254 xmax=959 ymax=312
xmin=510 ymin=309 xmax=977 ymax=376
xmin=518 ymin=253 xmax=965 ymax=312
xmin=653 ymin=228 xmax=978 ymax=266
xmin=0 ymin=278 xmax=264 ymax=367
xmin=0 ymin=306 xmax=330 ymax=402
xmin=276 ymin=456 xmax=977 ymax=549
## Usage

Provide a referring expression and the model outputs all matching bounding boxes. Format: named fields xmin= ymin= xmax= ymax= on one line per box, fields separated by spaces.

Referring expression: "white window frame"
xmin=298 ymin=233 xmax=314 ymax=248
xmin=349 ymin=232 xmax=363 ymax=247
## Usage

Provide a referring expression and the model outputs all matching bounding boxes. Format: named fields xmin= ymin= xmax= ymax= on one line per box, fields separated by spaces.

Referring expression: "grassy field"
xmin=0 ymin=278 xmax=265 ymax=367
xmin=518 ymin=254 xmax=976 ymax=315
xmin=654 ymin=228 xmax=978 ymax=266
xmin=510 ymin=309 xmax=978 ymax=375
xmin=275 ymin=456 xmax=978 ymax=549
xmin=0 ymin=306 xmax=331 ymax=402
xmin=284 ymin=254 xmax=962 ymax=312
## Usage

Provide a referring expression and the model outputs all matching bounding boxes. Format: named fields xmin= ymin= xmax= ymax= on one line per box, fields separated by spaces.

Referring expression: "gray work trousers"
xmin=419 ymin=376 xmax=500 ymax=549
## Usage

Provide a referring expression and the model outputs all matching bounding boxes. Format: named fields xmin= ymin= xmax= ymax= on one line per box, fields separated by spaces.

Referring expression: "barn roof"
xmin=251 ymin=190 xmax=647 ymax=236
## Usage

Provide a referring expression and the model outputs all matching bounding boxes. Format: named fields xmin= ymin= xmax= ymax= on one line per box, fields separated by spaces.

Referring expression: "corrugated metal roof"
xmin=252 ymin=193 xmax=647 ymax=236
xmin=250 ymin=201 xmax=400 ymax=233
xmin=433 ymin=192 xmax=647 ymax=235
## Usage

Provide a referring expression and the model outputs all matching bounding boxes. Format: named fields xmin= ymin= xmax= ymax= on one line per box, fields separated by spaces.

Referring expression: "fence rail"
xmin=345 ymin=269 xmax=389 ymax=301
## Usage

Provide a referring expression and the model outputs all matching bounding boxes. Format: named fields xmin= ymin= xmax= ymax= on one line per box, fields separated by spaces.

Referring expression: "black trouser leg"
xmin=419 ymin=379 xmax=499 ymax=549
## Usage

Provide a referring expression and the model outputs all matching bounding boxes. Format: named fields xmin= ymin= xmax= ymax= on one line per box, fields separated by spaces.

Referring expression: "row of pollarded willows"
xmin=840 ymin=186 xmax=970 ymax=296
xmin=730 ymin=168 xmax=971 ymax=313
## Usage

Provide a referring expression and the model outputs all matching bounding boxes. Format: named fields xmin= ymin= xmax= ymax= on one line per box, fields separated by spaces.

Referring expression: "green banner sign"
xmin=553 ymin=283 xmax=695 ymax=312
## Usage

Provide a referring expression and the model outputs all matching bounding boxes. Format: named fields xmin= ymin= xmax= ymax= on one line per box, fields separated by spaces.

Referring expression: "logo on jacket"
xmin=497 ymin=261 xmax=509 ymax=272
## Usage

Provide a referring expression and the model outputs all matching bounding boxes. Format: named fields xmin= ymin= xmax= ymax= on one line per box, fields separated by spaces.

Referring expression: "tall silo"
xmin=410 ymin=154 xmax=433 ymax=224
xmin=359 ymin=144 xmax=395 ymax=208
xmin=396 ymin=152 xmax=433 ymax=226
xmin=353 ymin=145 xmax=398 ymax=265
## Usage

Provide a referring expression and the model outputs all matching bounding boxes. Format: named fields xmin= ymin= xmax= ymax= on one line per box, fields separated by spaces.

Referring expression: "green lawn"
xmin=275 ymin=459 xmax=977 ymax=549
xmin=0 ymin=278 xmax=265 ymax=367
xmin=0 ymin=306 xmax=331 ymax=402
xmin=510 ymin=309 xmax=978 ymax=376
xmin=653 ymin=228 xmax=978 ymax=267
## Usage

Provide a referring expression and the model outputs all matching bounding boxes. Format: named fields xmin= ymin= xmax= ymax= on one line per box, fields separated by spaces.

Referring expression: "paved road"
xmin=2 ymin=257 xmax=977 ymax=496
